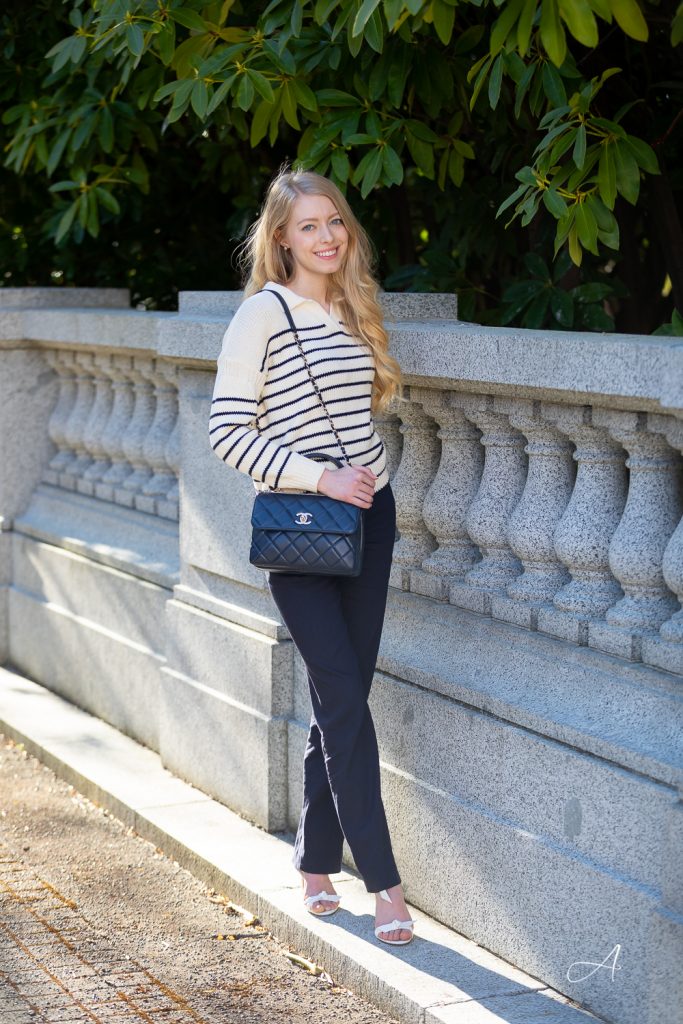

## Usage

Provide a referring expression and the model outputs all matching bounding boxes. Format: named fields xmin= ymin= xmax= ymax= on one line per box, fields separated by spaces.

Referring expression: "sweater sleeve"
xmin=208 ymin=297 xmax=328 ymax=493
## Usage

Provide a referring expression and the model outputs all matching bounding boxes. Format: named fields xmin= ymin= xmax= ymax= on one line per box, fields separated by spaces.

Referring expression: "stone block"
xmin=409 ymin=567 xmax=450 ymax=601
xmin=491 ymin=591 xmax=538 ymax=629
xmin=8 ymin=587 xmax=162 ymax=750
xmin=0 ymin=287 xmax=129 ymax=309
xmin=165 ymin=598 xmax=292 ymax=717
xmin=178 ymin=368 xmax=264 ymax=591
xmin=159 ymin=665 xmax=287 ymax=830
xmin=645 ymin=904 xmax=683 ymax=1024
xmin=381 ymin=589 xmax=682 ymax=787
xmin=641 ymin=634 xmax=683 ymax=675
xmin=0 ymin=349 xmax=57 ymax=527
xmin=379 ymin=768 xmax=653 ymax=1024
xmin=448 ymin=580 xmax=494 ymax=614
xmin=588 ymin=621 xmax=642 ymax=661
xmin=14 ymin=485 xmax=179 ymax=588
xmin=370 ymin=670 xmax=670 ymax=892
xmin=173 ymin=571 xmax=287 ymax=639
xmin=537 ymin=605 xmax=588 ymax=645
xmin=11 ymin=533 xmax=169 ymax=651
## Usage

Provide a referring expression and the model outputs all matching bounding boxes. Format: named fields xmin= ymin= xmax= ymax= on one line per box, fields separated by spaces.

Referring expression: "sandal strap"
xmin=376 ymin=921 xmax=413 ymax=937
xmin=304 ymin=890 xmax=340 ymax=907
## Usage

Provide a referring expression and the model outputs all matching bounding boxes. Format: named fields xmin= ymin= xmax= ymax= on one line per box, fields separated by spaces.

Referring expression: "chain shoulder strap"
xmin=261 ymin=287 xmax=351 ymax=465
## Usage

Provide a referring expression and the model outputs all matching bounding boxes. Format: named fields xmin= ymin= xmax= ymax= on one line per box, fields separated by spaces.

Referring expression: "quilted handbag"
xmin=248 ymin=288 xmax=365 ymax=577
xmin=249 ymin=452 xmax=364 ymax=576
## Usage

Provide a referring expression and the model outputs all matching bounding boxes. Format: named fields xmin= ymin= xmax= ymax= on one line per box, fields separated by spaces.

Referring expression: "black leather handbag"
xmin=248 ymin=290 xmax=365 ymax=577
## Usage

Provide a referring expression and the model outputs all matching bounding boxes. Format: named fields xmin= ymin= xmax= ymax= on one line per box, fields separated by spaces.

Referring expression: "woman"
xmin=209 ymin=166 xmax=415 ymax=946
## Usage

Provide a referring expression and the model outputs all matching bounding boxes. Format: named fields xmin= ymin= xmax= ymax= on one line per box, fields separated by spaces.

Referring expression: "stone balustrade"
xmin=42 ymin=348 xmax=179 ymax=520
xmin=0 ymin=287 xmax=681 ymax=1024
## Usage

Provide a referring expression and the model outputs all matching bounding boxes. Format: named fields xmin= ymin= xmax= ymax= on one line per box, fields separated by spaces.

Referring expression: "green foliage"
xmin=652 ymin=308 xmax=683 ymax=336
xmin=499 ymin=249 xmax=624 ymax=330
xmin=1 ymin=0 xmax=680 ymax=331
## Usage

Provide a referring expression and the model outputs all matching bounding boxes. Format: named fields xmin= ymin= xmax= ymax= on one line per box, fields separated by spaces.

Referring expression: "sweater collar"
xmin=263 ymin=280 xmax=336 ymax=316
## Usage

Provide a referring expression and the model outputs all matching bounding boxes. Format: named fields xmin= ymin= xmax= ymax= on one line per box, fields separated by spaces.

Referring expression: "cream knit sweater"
xmin=209 ymin=281 xmax=390 ymax=494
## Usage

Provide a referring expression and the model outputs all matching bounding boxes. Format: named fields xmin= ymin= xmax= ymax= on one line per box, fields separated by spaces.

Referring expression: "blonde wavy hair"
xmin=235 ymin=165 xmax=403 ymax=416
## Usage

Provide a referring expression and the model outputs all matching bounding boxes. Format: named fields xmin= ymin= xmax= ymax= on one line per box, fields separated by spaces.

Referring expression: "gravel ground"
xmin=0 ymin=733 xmax=398 ymax=1024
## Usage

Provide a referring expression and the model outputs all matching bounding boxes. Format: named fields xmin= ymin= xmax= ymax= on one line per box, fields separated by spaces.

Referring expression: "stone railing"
xmin=0 ymin=287 xmax=681 ymax=1024
xmin=387 ymin=384 xmax=683 ymax=674
xmin=43 ymin=349 xmax=180 ymax=519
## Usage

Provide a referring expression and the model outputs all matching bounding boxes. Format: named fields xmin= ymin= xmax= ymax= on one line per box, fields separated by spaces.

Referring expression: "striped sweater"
xmin=209 ymin=280 xmax=390 ymax=494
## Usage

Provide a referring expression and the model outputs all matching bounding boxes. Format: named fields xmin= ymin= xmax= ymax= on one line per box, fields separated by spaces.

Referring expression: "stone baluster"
xmin=157 ymin=413 xmax=180 ymax=521
xmin=136 ymin=361 xmax=179 ymax=514
xmin=58 ymin=352 xmax=96 ymax=490
xmin=77 ymin=354 xmax=115 ymax=496
xmin=95 ymin=356 xmax=135 ymax=502
xmin=42 ymin=350 xmax=78 ymax=486
xmin=491 ymin=398 xmax=575 ymax=630
xmin=642 ymin=413 xmax=683 ymax=675
xmin=449 ymin=394 xmax=527 ymax=616
xmin=374 ymin=401 xmax=404 ymax=483
xmin=588 ymin=409 xmax=683 ymax=661
xmin=114 ymin=357 xmax=157 ymax=508
xmin=388 ymin=387 xmax=440 ymax=591
xmin=537 ymin=403 xmax=628 ymax=645
xmin=409 ymin=388 xmax=483 ymax=601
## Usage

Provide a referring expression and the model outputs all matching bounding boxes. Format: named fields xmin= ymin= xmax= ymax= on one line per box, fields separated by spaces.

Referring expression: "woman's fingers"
xmin=318 ymin=464 xmax=376 ymax=506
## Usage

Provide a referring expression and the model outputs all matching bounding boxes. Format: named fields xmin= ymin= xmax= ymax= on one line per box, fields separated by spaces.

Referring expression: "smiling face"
xmin=277 ymin=193 xmax=349 ymax=287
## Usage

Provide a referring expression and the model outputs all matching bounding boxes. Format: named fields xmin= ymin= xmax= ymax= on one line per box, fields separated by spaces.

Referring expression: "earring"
xmin=282 ymin=244 xmax=289 ymax=250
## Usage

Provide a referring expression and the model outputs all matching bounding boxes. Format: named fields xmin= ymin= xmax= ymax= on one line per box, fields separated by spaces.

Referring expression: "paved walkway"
xmin=0 ymin=734 xmax=395 ymax=1024
xmin=0 ymin=666 xmax=605 ymax=1024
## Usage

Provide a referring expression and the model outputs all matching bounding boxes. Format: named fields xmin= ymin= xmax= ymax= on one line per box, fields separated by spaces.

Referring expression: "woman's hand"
xmin=317 ymin=465 xmax=376 ymax=508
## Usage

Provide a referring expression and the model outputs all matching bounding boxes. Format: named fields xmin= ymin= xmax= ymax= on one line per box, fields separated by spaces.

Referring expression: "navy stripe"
xmin=259 ymin=401 xmax=372 ymax=438
xmin=266 ymin=330 xmax=354 ymax=364
xmin=273 ymin=450 xmax=291 ymax=489
xmin=263 ymin=368 xmax=373 ymax=402
xmin=211 ymin=395 xmax=258 ymax=404
xmin=266 ymin=352 xmax=371 ymax=388
xmin=234 ymin=430 xmax=262 ymax=471
xmin=258 ymin=382 xmax=372 ymax=421
xmin=248 ymin=436 xmax=276 ymax=478
xmin=260 ymin=446 xmax=283 ymax=483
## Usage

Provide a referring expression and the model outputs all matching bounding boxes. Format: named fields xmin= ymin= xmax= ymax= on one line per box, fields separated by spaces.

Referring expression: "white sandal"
xmin=374 ymin=888 xmax=416 ymax=945
xmin=303 ymin=889 xmax=341 ymax=917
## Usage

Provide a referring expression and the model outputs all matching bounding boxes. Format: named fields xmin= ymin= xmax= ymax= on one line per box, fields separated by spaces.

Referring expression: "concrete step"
xmin=0 ymin=665 xmax=606 ymax=1024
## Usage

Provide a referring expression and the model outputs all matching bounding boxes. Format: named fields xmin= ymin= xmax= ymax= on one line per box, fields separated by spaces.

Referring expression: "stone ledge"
xmin=14 ymin=485 xmax=179 ymax=588
xmin=0 ymin=665 xmax=604 ymax=1024
xmin=381 ymin=589 xmax=683 ymax=789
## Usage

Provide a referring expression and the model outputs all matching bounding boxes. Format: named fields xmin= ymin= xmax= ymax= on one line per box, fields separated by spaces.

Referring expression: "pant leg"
xmin=339 ymin=482 xmax=396 ymax=701
xmin=267 ymin=526 xmax=400 ymax=893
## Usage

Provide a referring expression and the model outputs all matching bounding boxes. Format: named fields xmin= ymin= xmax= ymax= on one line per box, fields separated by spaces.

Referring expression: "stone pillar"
xmin=137 ymin=361 xmax=178 ymax=514
xmin=77 ymin=353 xmax=115 ymax=496
xmin=537 ymin=403 xmax=628 ymax=645
xmin=58 ymin=352 xmax=96 ymax=490
xmin=642 ymin=413 xmax=683 ymax=674
xmin=95 ymin=355 xmax=135 ymax=502
xmin=588 ymin=409 xmax=683 ymax=661
xmin=449 ymin=394 xmax=527 ymax=615
xmin=409 ymin=388 xmax=483 ymax=601
xmin=115 ymin=357 xmax=156 ymax=507
xmin=374 ymin=400 xmax=404 ymax=483
xmin=43 ymin=350 xmax=78 ymax=486
xmin=158 ymin=413 xmax=180 ymax=521
xmin=492 ymin=398 xmax=575 ymax=630
xmin=388 ymin=387 xmax=440 ymax=591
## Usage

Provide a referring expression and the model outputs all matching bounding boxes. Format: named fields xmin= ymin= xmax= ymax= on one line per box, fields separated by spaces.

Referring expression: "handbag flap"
xmin=251 ymin=492 xmax=361 ymax=534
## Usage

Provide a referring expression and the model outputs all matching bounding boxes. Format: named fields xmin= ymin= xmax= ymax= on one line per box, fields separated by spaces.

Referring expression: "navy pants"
xmin=267 ymin=481 xmax=401 ymax=894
